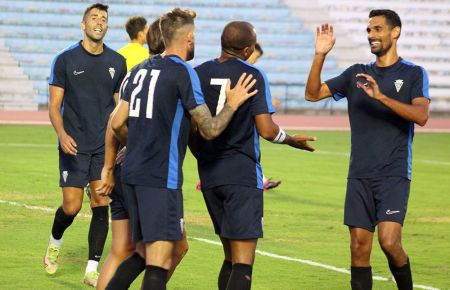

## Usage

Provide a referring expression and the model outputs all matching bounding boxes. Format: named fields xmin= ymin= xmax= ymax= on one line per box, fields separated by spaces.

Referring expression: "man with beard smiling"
xmin=44 ymin=3 xmax=126 ymax=287
xmin=305 ymin=9 xmax=430 ymax=290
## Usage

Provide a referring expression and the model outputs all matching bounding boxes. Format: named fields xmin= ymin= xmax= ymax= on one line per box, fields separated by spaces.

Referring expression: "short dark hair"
xmin=83 ymin=3 xmax=108 ymax=20
xmin=125 ymin=16 xmax=147 ymax=40
xmin=255 ymin=43 xmax=263 ymax=55
xmin=221 ymin=21 xmax=256 ymax=51
xmin=159 ymin=8 xmax=196 ymax=46
xmin=369 ymin=9 xmax=401 ymax=29
xmin=147 ymin=18 xmax=165 ymax=55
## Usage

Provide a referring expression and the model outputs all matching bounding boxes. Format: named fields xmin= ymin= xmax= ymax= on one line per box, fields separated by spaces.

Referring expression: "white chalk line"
xmin=1 ymin=143 xmax=450 ymax=167
xmin=0 ymin=199 xmax=441 ymax=290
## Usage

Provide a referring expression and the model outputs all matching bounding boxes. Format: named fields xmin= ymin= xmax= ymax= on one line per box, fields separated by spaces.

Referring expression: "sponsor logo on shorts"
xmin=386 ymin=209 xmax=400 ymax=215
xmin=73 ymin=70 xmax=85 ymax=75
xmin=180 ymin=218 xmax=184 ymax=233
xmin=62 ymin=171 xmax=68 ymax=183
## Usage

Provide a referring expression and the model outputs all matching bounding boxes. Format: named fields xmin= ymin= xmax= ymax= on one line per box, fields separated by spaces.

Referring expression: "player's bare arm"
xmin=110 ymin=100 xmax=130 ymax=145
xmin=356 ymin=73 xmax=429 ymax=126
xmin=188 ymin=118 xmax=200 ymax=159
xmin=48 ymin=85 xmax=78 ymax=155
xmin=96 ymin=108 xmax=121 ymax=196
xmin=189 ymin=72 xmax=257 ymax=140
xmin=255 ymin=114 xmax=316 ymax=152
xmin=305 ymin=23 xmax=336 ymax=102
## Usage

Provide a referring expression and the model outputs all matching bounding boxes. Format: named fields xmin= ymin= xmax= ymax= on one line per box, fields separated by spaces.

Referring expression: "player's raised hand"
xmin=288 ymin=134 xmax=317 ymax=152
xmin=96 ymin=167 xmax=115 ymax=196
xmin=225 ymin=73 xmax=258 ymax=110
xmin=59 ymin=132 xmax=77 ymax=155
xmin=356 ymin=73 xmax=384 ymax=100
xmin=315 ymin=23 xmax=336 ymax=56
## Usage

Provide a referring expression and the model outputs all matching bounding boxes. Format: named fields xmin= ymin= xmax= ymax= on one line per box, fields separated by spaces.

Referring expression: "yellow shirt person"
xmin=117 ymin=16 xmax=149 ymax=72
xmin=118 ymin=43 xmax=149 ymax=71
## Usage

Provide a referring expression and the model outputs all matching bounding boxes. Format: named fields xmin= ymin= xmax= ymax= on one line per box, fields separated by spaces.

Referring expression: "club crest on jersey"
xmin=394 ymin=79 xmax=404 ymax=92
xmin=109 ymin=67 xmax=115 ymax=79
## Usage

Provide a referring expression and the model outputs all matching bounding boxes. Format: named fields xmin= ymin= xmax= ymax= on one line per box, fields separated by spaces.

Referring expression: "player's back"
xmin=195 ymin=57 xmax=275 ymax=190
xmin=121 ymin=54 xmax=204 ymax=189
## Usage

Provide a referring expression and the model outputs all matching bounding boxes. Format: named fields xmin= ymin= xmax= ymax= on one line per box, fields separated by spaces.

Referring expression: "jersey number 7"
xmin=210 ymin=78 xmax=228 ymax=114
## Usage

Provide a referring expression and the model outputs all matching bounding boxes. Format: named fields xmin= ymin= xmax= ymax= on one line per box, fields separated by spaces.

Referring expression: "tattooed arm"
xmin=189 ymin=73 xmax=257 ymax=140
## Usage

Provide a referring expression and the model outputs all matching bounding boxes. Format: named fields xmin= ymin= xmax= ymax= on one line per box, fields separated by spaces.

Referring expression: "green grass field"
xmin=0 ymin=124 xmax=449 ymax=290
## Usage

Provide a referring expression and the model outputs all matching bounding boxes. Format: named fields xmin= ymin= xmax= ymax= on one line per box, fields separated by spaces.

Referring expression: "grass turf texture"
xmin=0 ymin=124 xmax=449 ymax=289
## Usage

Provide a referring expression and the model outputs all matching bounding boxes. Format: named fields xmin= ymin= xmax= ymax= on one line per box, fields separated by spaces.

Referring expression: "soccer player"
xmin=195 ymin=42 xmax=282 ymax=192
xmin=193 ymin=21 xmax=316 ymax=290
xmin=118 ymin=16 xmax=150 ymax=71
xmin=44 ymin=3 xmax=127 ymax=287
xmin=96 ymin=17 xmax=188 ymax=290
xmin=305 ymin=10 xmax=430 ymax=290
xmin=110 ymin=8 xmax=258 ymax=290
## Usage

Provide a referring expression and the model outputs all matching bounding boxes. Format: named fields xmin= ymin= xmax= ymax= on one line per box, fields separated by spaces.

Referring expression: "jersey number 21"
xmin=129 ymin=69 xmax=160 ymax=119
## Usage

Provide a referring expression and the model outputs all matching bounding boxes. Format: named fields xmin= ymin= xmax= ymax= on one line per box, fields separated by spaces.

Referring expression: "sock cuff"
xmin=222 ymin=260 xmax=232 ymax=267
xmin=146 ymin=265 xmax=168 ymax=275
xmin=57 ymin=206 xmax=76 ymax=220
xmin=351 ymin=266 xmax=372 ymax=273
xmin=130 ymin=252 xmax=146 ymax=266
xmin=91 ymin=205 xmax=109 ymax=215
xmin=389 ymin=257 xmax=411 ymax=273
xmin=232 ymin=263 xmax=253 ymax=276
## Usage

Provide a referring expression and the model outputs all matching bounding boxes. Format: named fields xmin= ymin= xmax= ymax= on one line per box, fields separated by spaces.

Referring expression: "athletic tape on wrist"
xmin=272 ymin=128 xmax=286 ymax=144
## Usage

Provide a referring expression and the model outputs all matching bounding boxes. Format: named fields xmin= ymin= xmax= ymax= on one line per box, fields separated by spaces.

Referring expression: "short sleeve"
xmin=177 ymin=65 xmax=205 ymax=111
xmin=114 ymin=57 xmax=128 ymax=94
xmin=325 ymin=66 xmax=353 ymax=101
xmin=411 ymin=66 xmax=430 ymax=100
xmin=251 ymin=70 xmax=276 ymax=116
xmin=49 ymin=54 xmax=66 ymax=88
xmin=118 ymin=72 xmax=132 ymax=102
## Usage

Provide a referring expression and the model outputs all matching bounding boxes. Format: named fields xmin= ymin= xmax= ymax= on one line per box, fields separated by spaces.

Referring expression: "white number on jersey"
xmin=210 ymin=78 xmax=228 ymax=114
xmin=129 ymin=69 xmax=161 ymax=119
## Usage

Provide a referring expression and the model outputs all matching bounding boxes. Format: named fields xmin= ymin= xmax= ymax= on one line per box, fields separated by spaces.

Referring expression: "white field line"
xmin=1 ymin=143 xmax=450 ymax=167
xmin=0 ymin=199 xmax=441 ymax=290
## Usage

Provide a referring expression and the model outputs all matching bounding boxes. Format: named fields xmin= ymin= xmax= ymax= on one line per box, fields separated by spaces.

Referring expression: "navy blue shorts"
xmin=202 ymin=185 xmax=263 ymax=239
xmin=109 ymin=166 xmax=129 ymax=220
xmin=344 ymin=177 xmax=411 ymax=232
xmin=59 ymin=151 xmax=104 ymax=187
xmin=122 ymin=184 xmax=184 ymax=243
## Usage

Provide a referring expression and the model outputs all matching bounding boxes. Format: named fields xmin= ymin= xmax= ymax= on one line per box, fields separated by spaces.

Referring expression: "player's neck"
xmin=164 ymin=47 xmax=187 ymax=61
xmin=81 ymin=38 xmax=104 ymax=55
xmin=218 ymin=50 xmax=244 ymax=63
xmin=130 ymin=39 xmax=143 ymax=45
xmin=375 ymin=49 xmax=399 ymax=67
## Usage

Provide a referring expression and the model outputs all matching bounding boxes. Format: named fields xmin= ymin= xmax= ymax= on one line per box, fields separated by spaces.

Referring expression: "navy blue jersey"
xmin=49 ymin=41 xmax=127 ymax=153
xmin=195 ymin=58 xmax=275 ymax=190
xmin=325 ymin=58 xmax=430 ymax=179
xmin=121 ymin=55 xmax=205 ymax=189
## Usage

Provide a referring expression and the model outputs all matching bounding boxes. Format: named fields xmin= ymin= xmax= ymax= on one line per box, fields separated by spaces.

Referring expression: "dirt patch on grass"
xmin=416 ymin=216 xmax=450 ymax=224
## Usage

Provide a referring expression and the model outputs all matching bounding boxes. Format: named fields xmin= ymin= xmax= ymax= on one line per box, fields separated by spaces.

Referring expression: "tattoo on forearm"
xmin=190 ymin=104 xmax=236 ymax=139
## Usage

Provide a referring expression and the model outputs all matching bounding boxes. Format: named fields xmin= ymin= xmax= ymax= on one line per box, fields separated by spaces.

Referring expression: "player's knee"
xmin=62 ymin=203 xmax=82 ymax=216
xmin=379 ymin=237 xmax=401 ymax=254
xmin=350 ymin=239 xmax=371 ymax=256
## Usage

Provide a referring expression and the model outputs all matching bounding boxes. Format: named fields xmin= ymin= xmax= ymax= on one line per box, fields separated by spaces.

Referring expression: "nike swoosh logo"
xmin=73 ymin=70 xmax=85 ymax=75
xmin=386 ymin=210 xmax=400 ymax=215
